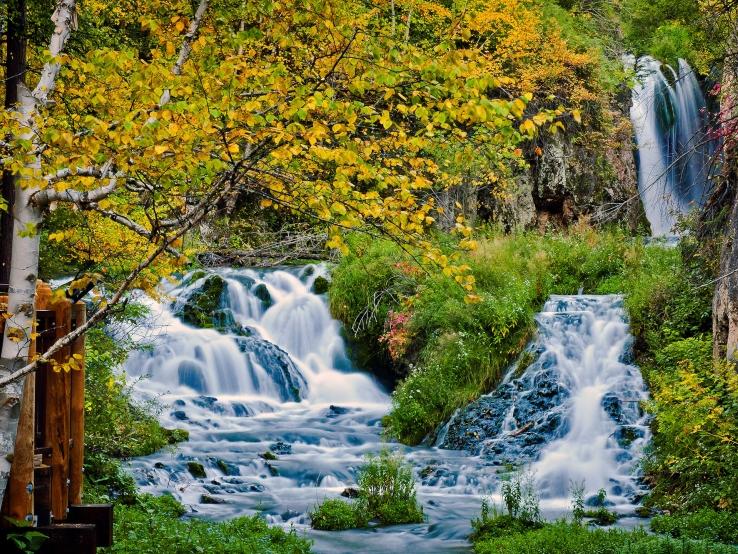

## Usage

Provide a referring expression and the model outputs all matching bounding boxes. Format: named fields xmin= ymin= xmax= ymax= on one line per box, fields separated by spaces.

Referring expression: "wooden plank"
xmin=45 ymin=299 xmax=72 ymax=521
xmin=68 ymin=504 xmax=113 ymax=547
xmin=3 ymin=283 xmax=51 ymax=522
xmin=0 ymin=523 xmax=97 ymax=554
xmin=4 ymin=375 xmax=35 ymax=522
xmin=68 ymin=303 xmax=86 ymax=505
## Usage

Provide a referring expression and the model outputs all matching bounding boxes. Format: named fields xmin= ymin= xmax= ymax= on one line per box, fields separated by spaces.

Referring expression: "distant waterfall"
xmin=630 ymin=56 xmax=714 ymax=236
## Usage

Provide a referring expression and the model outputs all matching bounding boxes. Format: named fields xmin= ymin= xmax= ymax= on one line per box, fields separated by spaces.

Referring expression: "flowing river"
xmin=123 ymin=266 xmax=650 ymax=553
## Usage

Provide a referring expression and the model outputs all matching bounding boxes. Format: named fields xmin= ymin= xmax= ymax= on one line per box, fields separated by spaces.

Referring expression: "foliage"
xmin=357 ymin=450 xmax=425 ymax=525
xmin=644 ymin=340 xmax=738 ymax=511
xmin=310 ymin=450 xmax=424 ymax=530
xmin=331 ymin=226 xmax=650 ymax=443
xmin=472 ymin=520 xmax=738 ymax=554
xmin=105 ymin=494 xmax=312 ymax=554
xmin=309 ymin=498 xmax=369 ymax=531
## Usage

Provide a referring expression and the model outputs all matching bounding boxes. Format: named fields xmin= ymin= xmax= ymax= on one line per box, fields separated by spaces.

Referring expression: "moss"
xmin=311 ymin=276 xmax=330 ymax=295
xmin=163 ymin=428 xmax=189 ymax=444
xmin=253 ymin=283 xmax=273 ymax=309
xmin=187 ymin=461 xmax=207 ymax=479
xmin=260 ymin=451 xmax=278 ymax=461
xmin=180 ymin=274 xmax=227 ymax=328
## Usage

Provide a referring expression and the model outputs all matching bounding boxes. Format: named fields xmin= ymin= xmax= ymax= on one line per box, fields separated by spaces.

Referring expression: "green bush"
xmin=472 ymin=521 xmax=738 ymax=554
xmin=309 ymin=499 xmax=369 ymax=531
xmin=106 ymin=494 xmax=312 ymax=553
xmin=651 ymin=509 xmax=738 ymax=545
xmin=358 ymin=450 xmax=424 ymax=525
xmin=310 ymin=450 xmax=424 ymax=530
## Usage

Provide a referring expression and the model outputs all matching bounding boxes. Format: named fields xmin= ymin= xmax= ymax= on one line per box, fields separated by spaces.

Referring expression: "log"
xmin=45 ymin=298 xmax=72 ymax=521
xmin=68 ymin=303 xmax=85 ymax=505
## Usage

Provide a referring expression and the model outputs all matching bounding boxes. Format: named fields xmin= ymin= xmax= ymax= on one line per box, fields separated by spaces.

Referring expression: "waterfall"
xmin=630 ymin=56 xmax=714 ymax=236
xmin=440 ymin=295 xmax=649 ymax=508
xmin=125 ymin=266 xmax=387 ymax=408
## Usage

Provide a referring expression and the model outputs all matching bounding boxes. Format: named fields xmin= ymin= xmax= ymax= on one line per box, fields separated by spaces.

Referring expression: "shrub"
xmin=310 ymin=450 xmax=424 ymax=530
xmin=644 ymin=345 xmax=738 ymax=511
xmin=309 ymin=499 xmax=369 ymax=531
xmin=358 ymin=450 xmax=425 ymax=525
xmin=472 ymin=521 xmax=738 ymax=554
xmin=651 ymin=509 xmax=738 ymax=545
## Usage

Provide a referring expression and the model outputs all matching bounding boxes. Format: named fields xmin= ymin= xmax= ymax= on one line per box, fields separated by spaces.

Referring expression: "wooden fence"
xmin=0 ymin=282 xmax=112 ymax=553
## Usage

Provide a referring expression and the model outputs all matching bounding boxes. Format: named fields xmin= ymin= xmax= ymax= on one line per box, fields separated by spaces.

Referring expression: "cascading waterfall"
xmin=630 ymin=56 xmax=714 ymax=236
xmin=124 ymin=270 xmax=650 ymax=552
xmin=126 ymin=266 xmax=386 ymax=407
xmin=439 ymin=295 xmax=649 ymax=510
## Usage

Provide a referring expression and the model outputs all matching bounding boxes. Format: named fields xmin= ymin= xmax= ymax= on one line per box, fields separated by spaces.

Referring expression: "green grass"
xmin=651 ymin=509 xmax=738 ymax=545
xmin=330 ymin=226 xmax=664 ymax=444
xmin=104 ymin=495 xmax=312 ymax=553
xmin=473 ymin=521 xmax=738 ymax=554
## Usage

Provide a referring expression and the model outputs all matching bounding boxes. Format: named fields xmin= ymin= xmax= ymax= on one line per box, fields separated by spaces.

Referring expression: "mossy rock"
xmin=179 ymin=274 xmax=227 ymax=328
xmin=216 ymin=459 xmax=240 ymax=476
xmin=200 ymin=494 xmax=227 ymax=505
xmin=311 ymin=276 xmax=330 ymax=295
xmin=187 ymin=461 xmax=207 ymax=478
xmin=188 ymin=270 xmax=207 ymax=283
xmin=259 ymin=451 xmax=278 ymax=461
xmin=163 ymin=428 xmax=189 ymax=444
xmin=252 ymin=283 xmax=273 ymax=309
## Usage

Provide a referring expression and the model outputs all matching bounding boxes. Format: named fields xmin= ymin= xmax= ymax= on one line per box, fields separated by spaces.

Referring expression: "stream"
xmin=123 ymin=266 xmax=650 ymax=553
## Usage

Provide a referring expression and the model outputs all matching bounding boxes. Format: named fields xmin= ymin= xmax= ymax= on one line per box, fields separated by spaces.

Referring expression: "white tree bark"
xmin=0 ymin=0 xmax=77 ymax=507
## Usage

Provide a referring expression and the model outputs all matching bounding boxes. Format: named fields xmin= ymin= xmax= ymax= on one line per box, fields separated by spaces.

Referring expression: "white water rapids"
xmin=122 ymin=267 xmax=650 ymax=552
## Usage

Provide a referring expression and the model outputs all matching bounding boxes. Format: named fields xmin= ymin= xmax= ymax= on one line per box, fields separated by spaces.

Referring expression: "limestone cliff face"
xmin=489 ymin=117 xmax=643 ymax=231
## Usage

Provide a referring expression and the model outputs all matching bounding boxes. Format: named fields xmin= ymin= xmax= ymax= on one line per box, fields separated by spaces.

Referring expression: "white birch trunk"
xmin=0 ymin=0 xmax=77 ymax=506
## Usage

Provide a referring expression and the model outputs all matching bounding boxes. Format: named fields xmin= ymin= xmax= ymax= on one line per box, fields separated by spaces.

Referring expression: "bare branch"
xmin=158 ymin=0 xmax=209 ymax=106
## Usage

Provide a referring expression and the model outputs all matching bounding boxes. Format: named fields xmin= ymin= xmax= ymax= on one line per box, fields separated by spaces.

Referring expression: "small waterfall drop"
xmin=630 ymin=56 xmax=714 ymax=236
xmin=440 ymin=295 xmax=649 ymax=510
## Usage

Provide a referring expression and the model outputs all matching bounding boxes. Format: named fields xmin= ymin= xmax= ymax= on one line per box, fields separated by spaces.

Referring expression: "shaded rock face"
xmin=440 ymin=346 xmax=572 ymax=464
xmin=486 ymin=107 xmax=644 ymax=232
xmin=235 ymin=336 xmax=308 ymax=402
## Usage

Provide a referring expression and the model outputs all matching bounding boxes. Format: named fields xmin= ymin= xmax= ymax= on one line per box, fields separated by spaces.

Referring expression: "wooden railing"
xmin=0 ymin=282 xmax=112 ymax=553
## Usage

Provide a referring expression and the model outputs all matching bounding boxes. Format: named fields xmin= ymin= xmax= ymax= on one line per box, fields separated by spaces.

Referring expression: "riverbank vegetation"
xmin=310 ymin=451 xmax=424 ymax=530
xmin=330 ymin=226 xmax=676 ymax=444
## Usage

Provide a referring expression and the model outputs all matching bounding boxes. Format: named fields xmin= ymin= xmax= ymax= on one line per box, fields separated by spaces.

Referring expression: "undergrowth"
xmin=310 ymin=450 xmax=424 ymax=530
xmin=331 ymin=226 xmax=655 ymax=444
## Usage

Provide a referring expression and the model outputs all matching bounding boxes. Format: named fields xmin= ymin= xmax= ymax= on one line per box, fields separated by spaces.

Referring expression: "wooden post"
xmin=2 ymin=283 xmax=51 ymax=523
xmin=68 ymin=302 xmax=85 ymax=505
xmin=45 ymin=298 xmax=72 ymax=521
